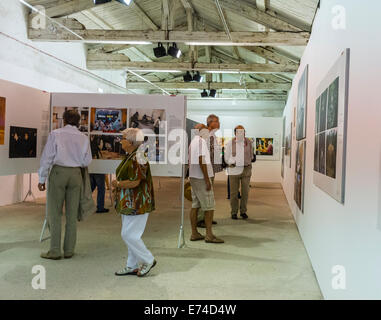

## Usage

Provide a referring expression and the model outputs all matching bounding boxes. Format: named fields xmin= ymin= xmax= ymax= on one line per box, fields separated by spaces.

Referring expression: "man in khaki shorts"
xmin=188 ymin=124 xmax=224 ymax=244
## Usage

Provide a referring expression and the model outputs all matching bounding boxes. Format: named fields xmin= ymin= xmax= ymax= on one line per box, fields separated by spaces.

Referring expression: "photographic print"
xmin=141 ymin=136 xmax=166 ymax=163
xmin=296 ymin=65 xmax=308 ymax=141
xmin=0 ymin=97 xmax=5 ymax=145
xmin=90 ymin=108 xmax=127 ymax=133
xmin=9 ymin=126 xmax=37 ymax=158
xmin=285 ymin=123 xmax=292 ymax=168
xmin=52 ymin=107 xmax=89 ymax=132
xmin=318 ymin=132 xmax=326 ymax=175
xmin=281 ymin=148 xmax=285 ymax=178
xmin=314 ymin=135 xmax=319 ymax=172
xmin=129 ymin=108 xmax=166 ymax=135
xmin=315 ymin=96 xmax=320 ymax=134
xmin=313 ymin=49 xmax=350 ymax=203
xmin=326 ymin=129 xmax=337 ymax=179
xmin=294 ymin=140 xmax=306 ymax=212
xmin=90 ymin=134 xmax=125 ymax=160
xmin=256 ymin=138 xmax=274 ymax=156
xmin=319 ymin=89 xmax=328 ymax=133
xmin=327 ymin=77 xmax=339 ymax=130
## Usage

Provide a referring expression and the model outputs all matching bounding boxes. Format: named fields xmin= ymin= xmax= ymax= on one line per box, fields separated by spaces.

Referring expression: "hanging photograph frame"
xmin=313 ymin=49 xmax=350 ymax=204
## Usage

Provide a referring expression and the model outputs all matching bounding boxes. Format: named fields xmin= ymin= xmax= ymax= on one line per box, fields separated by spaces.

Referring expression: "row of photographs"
xmin=52 ymin=107 xmax=166 ymax=135
xmin=6 ymin=125 xmax=166 ymax=162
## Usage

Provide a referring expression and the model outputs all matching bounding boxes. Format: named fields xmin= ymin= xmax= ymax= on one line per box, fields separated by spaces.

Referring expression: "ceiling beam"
xmin=29 ymin=25 xmax=310 ymax=46
xmin=131 ymin=1 xmax=159 ymax=31
xmin=125 ymin=82 xmax=292 ymax=90
xmin=43 ymin=0 xmax=97 ymax=18
xmin=244 ymin=46 xmax=299 ymax=65
xmin=215 ymin=0 xmax=306 ymax=32
xmin=86 ymin=53 xmax=298 ymax=72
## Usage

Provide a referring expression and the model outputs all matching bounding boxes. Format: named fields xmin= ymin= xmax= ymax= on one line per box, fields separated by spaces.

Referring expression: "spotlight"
xmin=168 ymin=43 xmax=182 ymax=58
xmin=209 ymin=89 xmax=217 ymax=98
xmin=201 ymin=89 xmax=208 ymax=98
xmin=183 ymin=71 xmax=193 ymax=82
xmin=153 ymin=42 xmax=167 ymax=58
xmin=93 ymin=0 xmax=111 ymax=4
xmin=193 ymin=71 xmax=203 ymax=82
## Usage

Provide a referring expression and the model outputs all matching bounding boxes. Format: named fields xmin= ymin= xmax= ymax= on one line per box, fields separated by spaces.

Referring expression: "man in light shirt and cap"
xmin=38 ymin=110 xmax=93 ymax=260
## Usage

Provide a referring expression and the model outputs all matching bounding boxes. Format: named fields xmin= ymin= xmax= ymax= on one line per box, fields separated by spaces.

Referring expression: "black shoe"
xmin=96 ymin=208 xmax=109 ymax=214
xmin=231 ymin=214 xmax=238 ymax=220
xmin=212 ymin=220 xmax=217 ymax=225
xmin=240 ymin=213 xmax=248 ymax=219
xmin=197 ymin=221 xmax=206 ymax=228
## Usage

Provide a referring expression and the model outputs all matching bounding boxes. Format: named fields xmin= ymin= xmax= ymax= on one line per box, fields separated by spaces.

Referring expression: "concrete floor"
xmin=0 ymin=178 xmax=322 ymax=300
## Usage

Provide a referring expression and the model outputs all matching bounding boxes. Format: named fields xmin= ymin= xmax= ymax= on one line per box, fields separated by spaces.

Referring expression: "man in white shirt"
xmin=188 ymin=124 xmax=224 ymax=244
xmin=38 ymin=110 xmax=92 ymax=260
xmin=224 ymin=125 xmax=254 ymax=220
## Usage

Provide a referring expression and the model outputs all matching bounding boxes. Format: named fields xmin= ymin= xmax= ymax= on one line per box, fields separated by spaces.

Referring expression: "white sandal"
xmin=115 ymin=266 xmax=139 ymax=276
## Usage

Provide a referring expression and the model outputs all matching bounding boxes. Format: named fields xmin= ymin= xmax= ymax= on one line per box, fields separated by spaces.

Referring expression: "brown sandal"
xmin=190 ymin=233 xmax=205 ymax=241
xmin=205 ymin=237 xmax=224 ymax=244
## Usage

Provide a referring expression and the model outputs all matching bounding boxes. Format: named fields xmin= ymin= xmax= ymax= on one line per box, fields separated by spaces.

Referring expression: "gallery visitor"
xmin=197 ymin=114 xmax=222 ymax=228
xmin=188 ymin=123 xmax=224 ymax=244
xmin=112 ymin=128 xmax=157 ymax=277
xmin=38 ymin=110 xmax=93 ymax=260
xmin=90 ymin=174 xmax=109 ymax=214
xmin=224 ymin=125 xmax=254 ymax=220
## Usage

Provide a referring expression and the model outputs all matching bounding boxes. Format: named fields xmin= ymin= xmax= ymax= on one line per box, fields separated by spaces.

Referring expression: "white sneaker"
xmin=115 ymin=266 xmax=139 ymax=276
xmin=137 ymin=259 xmax=157 ymax=277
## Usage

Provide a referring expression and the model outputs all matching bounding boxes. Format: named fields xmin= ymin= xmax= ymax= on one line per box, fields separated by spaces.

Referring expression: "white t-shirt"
xmin=188 ymin=135 xmax=214 ymax=179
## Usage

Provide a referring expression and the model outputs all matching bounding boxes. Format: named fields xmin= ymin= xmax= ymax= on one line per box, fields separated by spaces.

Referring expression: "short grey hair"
xmin=121 ymin=128 xmax=144 ymax=147
xmin=206 ymin=114 xmax=219 ymax=127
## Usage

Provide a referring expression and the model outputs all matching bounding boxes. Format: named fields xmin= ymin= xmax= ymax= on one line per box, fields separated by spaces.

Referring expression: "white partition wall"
xmin=281 ymin=0 xmax=381 ymax=299
xmin=0 ymin=79 xmax=50 ymax=176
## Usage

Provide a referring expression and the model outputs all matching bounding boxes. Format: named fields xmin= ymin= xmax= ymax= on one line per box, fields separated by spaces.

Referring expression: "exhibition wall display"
xmin=294 ymin=140 xmax=306 ymax=212
xmin=296 ymin=65 xmax=309 ymax=141
xmin=0 ymin=96 xmax=5 ymax=145
xmin=0 ymin=79 xmax=50 ymax=176
xmin=50 ymin=93 xmax=186 ymax=177
xmin=313 ymin=49 xmax=350 ymax=203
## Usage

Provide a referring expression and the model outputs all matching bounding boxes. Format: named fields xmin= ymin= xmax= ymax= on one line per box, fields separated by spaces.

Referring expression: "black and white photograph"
xmin=326 ymin=129 xmax=337 ymax=179
xmin=327 ymin=77 xmax=339 ymax=130
xmin=318 ymin=132 xmax=326 ymax=175
xmin=9 ymin=126 xmax=37 ymax=158
xmin=296 ymin=65 xmax=308 ymax=141
xmin=319 ymin=89 xmax=328 ymax=133
xmin=314 ymin=135 xmax=319 ymax=172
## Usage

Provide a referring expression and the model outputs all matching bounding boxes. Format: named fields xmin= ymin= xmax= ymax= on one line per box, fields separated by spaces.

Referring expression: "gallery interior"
xmin=0 ymin=0 xmax=380 ymax=300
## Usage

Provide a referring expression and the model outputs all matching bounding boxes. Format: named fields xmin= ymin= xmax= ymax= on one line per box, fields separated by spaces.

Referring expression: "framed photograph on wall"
xmin=254 ymin=134 xmax=280 ymax=161
xmin=313 ymin=49 xmax=350 ymax=204
xmin=296 ymin=65 xmax=309 ymax=141
xmin=0 ymin=97 xmax=5 ymax=145
xmin=294 ymin=140 xmax=306 ymax=212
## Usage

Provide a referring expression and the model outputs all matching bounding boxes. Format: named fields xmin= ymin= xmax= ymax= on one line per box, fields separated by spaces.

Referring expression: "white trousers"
xmin=121 ymin=213 xmax=154 ymax=269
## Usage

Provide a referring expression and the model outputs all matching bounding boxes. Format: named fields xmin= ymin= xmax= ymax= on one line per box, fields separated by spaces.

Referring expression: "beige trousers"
xmin=229 ymin=166 xmax=252 ymax=215
xmin=47 ymin=165 xmax=82 ymax=256
xmin=197 ymin=177 xmax=215 ymax=222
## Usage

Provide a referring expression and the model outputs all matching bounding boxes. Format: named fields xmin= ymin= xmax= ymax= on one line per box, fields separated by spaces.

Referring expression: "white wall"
xmin=281 ymin=0 xmax=381 ymax=299
xmin=188 ymin=100 xmax=284 ymax=183
xmin=0 ymin=0 xmax=129 ymax=206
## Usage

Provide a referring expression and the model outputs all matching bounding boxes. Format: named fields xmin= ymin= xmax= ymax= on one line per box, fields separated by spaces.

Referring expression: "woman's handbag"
xmin=184 ymin=180 xmax=192 ymax=202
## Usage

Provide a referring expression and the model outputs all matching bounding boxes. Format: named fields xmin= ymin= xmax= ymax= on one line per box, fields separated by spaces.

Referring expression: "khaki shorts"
xmin=189 ymin=178 xmax=215 ymax=211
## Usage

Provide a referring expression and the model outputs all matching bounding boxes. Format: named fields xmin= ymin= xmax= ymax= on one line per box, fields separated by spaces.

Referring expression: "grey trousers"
xmin=47 ymin=165 xmax=82 ymax=256
xmin=229 ymin=166 xmax=252 ymax=215
xmin=197 ymin=176 xmax=215 ymax=222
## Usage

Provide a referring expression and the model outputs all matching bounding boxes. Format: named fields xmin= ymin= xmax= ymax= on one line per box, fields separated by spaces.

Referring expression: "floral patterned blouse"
xmin=115 ymin=149 xmax=155 ymax=215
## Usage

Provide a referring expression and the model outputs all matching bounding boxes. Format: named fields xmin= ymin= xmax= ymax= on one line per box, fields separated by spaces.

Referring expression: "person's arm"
xmin=225 ymin=141 xmax=236 ymax=166
xmin=199 ymin=155 xmax=211 ymax=191
xmin=83 ymin=139 xmax=93 ymax=167
xmin=37 ymin=133 xmax=56 ymax=190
